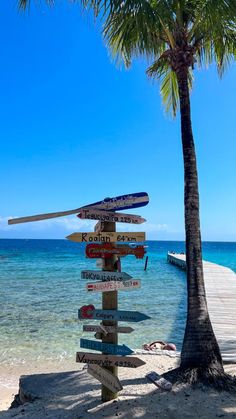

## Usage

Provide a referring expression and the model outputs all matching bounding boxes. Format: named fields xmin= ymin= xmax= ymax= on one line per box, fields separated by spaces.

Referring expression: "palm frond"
xmin=160 ymin=66 xmax=179 ymax=117
xmin=18 ymin=0 xmax=53 ymax=10
xmin=18 ymin=0 xmax=29 ymax=9
xmin=81 ymin=0 xmax=236 ymax=117
xmin=147 ymin=56 xmax=193 ymax=117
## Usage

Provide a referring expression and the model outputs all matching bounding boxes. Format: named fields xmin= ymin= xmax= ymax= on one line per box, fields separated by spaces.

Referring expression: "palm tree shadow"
xmin=8 ymin=369 xmax=236 ymax=418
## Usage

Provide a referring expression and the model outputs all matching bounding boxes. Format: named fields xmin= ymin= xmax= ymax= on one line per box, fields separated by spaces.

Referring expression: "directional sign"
xmin=80 ymin=338 xmax=133 ymax=355
xmin=8 ymin=192 xmax=149 ymax=225
xmin=86 ymin=244 xmax=146 ymax=259
xmin=66 ymin=232 xmax=145 ymax=243
xmin=81 ymin=270 xmax=132 ymax=282
xmin=87 ymin=364 xmax=123 ymax=393
xmin=78 ymin=209 xmax=146 ymax=224
xmin=84 ymin=192 xmax=149 ymax=212
xmin=76 ymin=352 xmax=145 ymax=368
xmin=83 ymin=325 xmax=134 ymax=334
xmin=87 ymin=279 xmax=141 ymax=293
xmin=79 ymin=305 xmax=151 ymax=322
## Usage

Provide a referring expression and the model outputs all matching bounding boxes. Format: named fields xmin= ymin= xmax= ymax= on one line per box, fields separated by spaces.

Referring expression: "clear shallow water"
xmin=0 ymin=239 xmax=235 ymax=366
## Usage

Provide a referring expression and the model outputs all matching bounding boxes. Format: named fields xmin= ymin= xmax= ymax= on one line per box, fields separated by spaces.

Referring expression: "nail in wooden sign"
xmin=81 ymin=270 xmax=132 ymax=282
xmin=86 ymin=244 xmax=146 ymax=259
xmin=79 ymin=305 xmax=151 ymax=322
xmin=76 ymin=352 xmax=145 ymax=368
xmin=86 ymin=279 xmax=141 ymax=292
xmin=83 ymin=325 xmax=134 ymax=334
xmin=88 ymin=364 xmax=123 ymax=393
xmin=80 ymin=338 xmax=133 ymax=355
xmin=78 ymin=209 xmax=146 ymax=224
xmin=66 ymin=232 xmax=145 ymax=243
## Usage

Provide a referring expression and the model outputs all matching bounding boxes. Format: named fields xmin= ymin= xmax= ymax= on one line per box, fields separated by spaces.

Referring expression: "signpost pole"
xmin=99 ymin=220 xmax=118 ymax=402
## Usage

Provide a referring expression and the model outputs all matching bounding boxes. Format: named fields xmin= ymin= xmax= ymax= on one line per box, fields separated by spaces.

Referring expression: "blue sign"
xmin=80 ymin=339 xmax=133 ymax=355
xmin=78 ymin=305 xmax=151 ymax=323
xmin=83 ymin=192 xmax=149 ymax=212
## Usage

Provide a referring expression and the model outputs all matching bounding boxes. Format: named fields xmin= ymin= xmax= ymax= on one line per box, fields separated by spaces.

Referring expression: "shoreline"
xmin=0 ymin=353 xmax=236 ymax=418
xmin=0 ymin=350 xmax=179 ymax=411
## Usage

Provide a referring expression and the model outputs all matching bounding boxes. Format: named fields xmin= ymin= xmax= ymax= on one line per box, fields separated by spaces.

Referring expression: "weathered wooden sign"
xmin=88 ymin=364 xmax=123 ymax=393
xmin=8 ymin=192 xmax=149 ymax=225
xmin=83 ymin=325 xmax=134 ymax=334
xmin=76 ymin=352 xmax=145 ymax=368
xmin=66 ymin=232 xmax=145 ymax=243
xmin=86 ymin=279 xmax=141 ymax=293
xmin=86 ymin=243 xmax=146 ymax=259
xmin=81 ymin=270 xmax=132 ymax=282
xmin=80 ymin=338 xmax=133 ymax=355
xmin=84 ymin=192 xmax=149 ymax=212
xmin=79 ymin=305 xmax=151 ymax=322
xmin=146 ymin=371 xmax=172 ymax=391
xmin=78 ymin=209 xmax=146 ymax=224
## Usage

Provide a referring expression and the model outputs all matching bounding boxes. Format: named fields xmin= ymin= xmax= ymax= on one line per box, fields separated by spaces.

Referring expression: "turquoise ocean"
xmin=0 ymin=239 xmax=236 ymax=366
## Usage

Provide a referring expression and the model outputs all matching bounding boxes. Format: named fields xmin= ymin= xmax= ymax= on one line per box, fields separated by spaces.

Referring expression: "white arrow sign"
xmin=83 ymin=325 xmax=134 ymax=334
xmin=78 ymin=209 xmax=146 ymax=224
xmin=86 ymin=279 xmax=141 ymax=292
xmin=81 ymin=270 xmax=132 ymax=282
xmin=88 ymin=364 xmax=123 ymax=393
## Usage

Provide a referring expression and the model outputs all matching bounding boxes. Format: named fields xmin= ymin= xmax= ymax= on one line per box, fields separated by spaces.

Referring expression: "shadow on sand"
xmin=0 ymin=368 xmax=235 ymax=419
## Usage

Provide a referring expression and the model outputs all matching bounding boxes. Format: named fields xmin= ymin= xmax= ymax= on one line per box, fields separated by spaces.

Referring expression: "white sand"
xmin=0 ymin=353 xmax=236 ymax=418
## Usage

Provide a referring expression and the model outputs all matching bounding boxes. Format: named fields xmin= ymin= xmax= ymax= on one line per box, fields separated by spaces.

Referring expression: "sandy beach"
xmin=1 ymin=352 xmax=236 ymax=418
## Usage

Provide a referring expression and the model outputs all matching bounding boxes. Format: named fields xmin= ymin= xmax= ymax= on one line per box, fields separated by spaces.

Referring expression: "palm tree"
xmin=19 ymin=0 xmax=236 ymax=387
xmin=80 ymin=0 xmax=236 ymax=387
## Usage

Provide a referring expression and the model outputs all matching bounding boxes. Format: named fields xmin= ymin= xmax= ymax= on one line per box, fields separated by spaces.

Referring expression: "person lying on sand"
xmin=143 ymin=340 xmax=176 ymax=351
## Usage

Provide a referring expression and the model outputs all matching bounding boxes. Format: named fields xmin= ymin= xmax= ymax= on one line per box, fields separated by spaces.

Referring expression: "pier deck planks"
xmin=167 ymin=252 xmax=236 ymax=363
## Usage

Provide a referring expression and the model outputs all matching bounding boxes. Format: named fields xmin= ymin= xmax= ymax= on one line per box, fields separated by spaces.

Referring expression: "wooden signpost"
xmin=74 ymin=192 xmax=150 ymax=402
xmin=76 ymin=352 xmax=145 ymax=368
xmin=86 ymin=279 xmax=141 ymax=293
xmin=8 ymin=191 xmax=150 ymax=404
xmin=78 ymin=209 xmax=146 ymax=224
xmin=85 ymin=243 xmax=146 ymax=259
xmin=66 ymin=232 xmax=145 ymax=243
xmin=81 ymin=270 xmax=132 ymax=282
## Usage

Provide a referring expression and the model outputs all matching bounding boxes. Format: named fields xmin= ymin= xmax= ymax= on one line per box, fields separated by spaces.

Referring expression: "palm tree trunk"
xmin=176 ymin=69 xmax=223 ymax=372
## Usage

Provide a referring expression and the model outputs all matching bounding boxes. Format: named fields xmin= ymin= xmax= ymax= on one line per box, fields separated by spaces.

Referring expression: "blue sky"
xmin=0 ymin=1 xmax=236 ymax=241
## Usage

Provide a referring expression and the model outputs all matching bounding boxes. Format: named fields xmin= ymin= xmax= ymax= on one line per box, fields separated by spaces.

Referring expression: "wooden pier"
xmin=168 ymin=252 xmax=236 ymax=363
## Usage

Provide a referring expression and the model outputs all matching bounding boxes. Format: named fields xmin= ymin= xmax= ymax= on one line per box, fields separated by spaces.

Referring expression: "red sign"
xmin=85 ymin=243 xmax=146 ymax=259
xmin=79 ymin=304 xmax=95 ymax=319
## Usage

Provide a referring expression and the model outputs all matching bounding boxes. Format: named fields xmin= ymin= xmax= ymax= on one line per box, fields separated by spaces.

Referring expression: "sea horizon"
xmin=1 ymin=238 xmax=236 ymax=243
